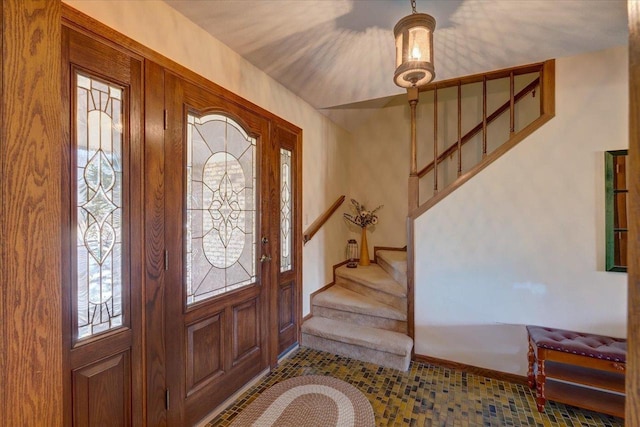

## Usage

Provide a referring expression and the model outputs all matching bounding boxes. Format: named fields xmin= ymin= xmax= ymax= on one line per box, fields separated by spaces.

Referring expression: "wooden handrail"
xmin=418 ymin=76 xmax=540 ymax=178
xmin=303 ymin=195 xmax=346 ymax=244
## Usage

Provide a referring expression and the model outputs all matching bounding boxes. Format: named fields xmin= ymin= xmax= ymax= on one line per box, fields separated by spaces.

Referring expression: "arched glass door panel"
xmin=186 ymin=113 xmax=256 ymax=306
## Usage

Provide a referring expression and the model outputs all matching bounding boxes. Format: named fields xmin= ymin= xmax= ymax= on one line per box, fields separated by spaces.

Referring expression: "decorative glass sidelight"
xmin=76 ymin=73 xmax=124 ymax=339
xmin=186 ymin=114 xmax=256 ymax=306
xmin=280 ymin=148 xmax=292 ymax=272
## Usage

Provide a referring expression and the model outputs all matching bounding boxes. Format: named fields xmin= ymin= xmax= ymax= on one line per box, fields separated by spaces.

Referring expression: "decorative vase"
xmin=359 ymin=227 xmax=370 ymax=266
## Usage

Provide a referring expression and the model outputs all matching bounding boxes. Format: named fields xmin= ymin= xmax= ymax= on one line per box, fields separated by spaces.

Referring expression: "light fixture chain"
xmin=411 ymin=0 xmax=417 ymax=14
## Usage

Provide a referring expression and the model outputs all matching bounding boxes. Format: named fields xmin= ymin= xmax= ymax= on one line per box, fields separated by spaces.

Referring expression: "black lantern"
xmin=346 ymin=239 xmax=358 ymax=268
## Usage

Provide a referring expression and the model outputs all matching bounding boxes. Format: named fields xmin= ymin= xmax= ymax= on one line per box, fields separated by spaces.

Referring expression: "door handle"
xmin=260 ymin=254 xmax=272 ymax=263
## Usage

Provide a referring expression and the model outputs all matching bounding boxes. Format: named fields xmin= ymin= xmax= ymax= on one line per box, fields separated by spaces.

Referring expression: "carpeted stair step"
xmin=335 ymin=264 xmax=406 ymax=311
xmin=312 ymin=285 xmax=407 ymax=333
xmin=301 ymin=317 xmax=413 ymax=371
xmin=376 ymin=250 xmax=407 ymax=289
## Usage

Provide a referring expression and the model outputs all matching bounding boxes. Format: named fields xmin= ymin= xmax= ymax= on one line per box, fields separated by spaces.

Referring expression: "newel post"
xmin=408 ymin=87 xmax=419 ymax=213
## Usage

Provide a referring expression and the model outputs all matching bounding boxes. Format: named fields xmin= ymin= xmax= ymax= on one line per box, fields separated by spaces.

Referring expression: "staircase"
xmin=301 ymin=249 xmax=413 ymax=371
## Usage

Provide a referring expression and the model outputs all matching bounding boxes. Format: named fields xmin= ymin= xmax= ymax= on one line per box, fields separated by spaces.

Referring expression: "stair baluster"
xmin=457 ymin=82 xmax=462 ymax=177
xmin=482 ymin=76 xmax=488 ymax=158
xmin=433 ymin=87 xmax=439 ymax=195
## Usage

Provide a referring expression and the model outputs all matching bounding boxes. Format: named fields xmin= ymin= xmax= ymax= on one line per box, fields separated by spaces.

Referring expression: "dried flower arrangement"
xmin=343 ymin=199 xmax=382 ymax=229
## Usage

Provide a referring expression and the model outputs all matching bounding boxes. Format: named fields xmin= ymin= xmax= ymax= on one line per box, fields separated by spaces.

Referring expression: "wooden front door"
xmin=163 ymin=72 xmax=273 ymax=425
xmin=61 ymin=26 xmax=144 ymax=426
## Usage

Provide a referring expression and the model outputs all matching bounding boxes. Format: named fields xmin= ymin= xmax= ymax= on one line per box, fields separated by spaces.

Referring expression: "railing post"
xmin=408 ymin=87 xmax=419 ymax=212
xmin=510 ymin=71 xmax=515 ymax=135
xmin=482 ymin=76 xmax=488 ymax=157
xmin=457 ymin=82 xmax=462 ymax=176
xmin=433 ymin=87 xmax=438 ymax=195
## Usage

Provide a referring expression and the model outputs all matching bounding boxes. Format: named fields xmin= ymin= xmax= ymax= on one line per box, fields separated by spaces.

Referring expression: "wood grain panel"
xmin=279 ymin=281 xmax=294 ymax=332
xmin=143 ymin=59 xmax=167 ymax=426
xmin=73 ymin=352 xmax=131 ymax=426
xmin=627 ymin=1 xmax=640 ymax=423
xmin=187 ymin=314 xmax=224 ymax=393
xmin=232 ymin=298 xmax=260 ymax=364
xmin=278 ymin=281 xmax=296 ymax=355
xmin=1 ymin=1 xmax=64 ymax=424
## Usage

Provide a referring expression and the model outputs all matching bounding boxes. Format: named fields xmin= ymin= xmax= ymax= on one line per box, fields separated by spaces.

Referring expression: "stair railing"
xmin=407 ymin=60 xmax=555 ymax=216
xmin=303 ymin=195 xmax=346 ymax=244
xmin=404 ymin=60 xmax=555 ymax=344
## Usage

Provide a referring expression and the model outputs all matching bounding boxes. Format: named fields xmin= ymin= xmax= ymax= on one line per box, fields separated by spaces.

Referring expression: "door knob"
xmin=260 ymin=254 xmax=272 ymax=263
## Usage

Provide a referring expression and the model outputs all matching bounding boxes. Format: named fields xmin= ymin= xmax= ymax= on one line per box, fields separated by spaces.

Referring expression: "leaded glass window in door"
xmin=186 ymin=114 xmax=257 ymax=306
xmin=280 ymin=148 xmax=292 ymax=272
xmin=75 ymin=73 xmax=124 ymax=340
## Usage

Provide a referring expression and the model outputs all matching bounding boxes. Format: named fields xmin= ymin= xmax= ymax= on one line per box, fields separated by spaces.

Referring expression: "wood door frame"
xmin=1 ymin=1 xmax=64 ymax=424
xmin=627 ymin=2 xmax=640 ymax=423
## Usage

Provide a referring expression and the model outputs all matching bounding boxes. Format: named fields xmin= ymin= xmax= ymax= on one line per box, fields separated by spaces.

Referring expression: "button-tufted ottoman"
xmin=526 ymin=325 xmax=625 ymax=418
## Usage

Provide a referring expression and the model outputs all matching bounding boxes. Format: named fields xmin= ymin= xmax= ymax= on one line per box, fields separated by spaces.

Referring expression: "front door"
xmin=164 ymin=72 xmax=272 ymax=425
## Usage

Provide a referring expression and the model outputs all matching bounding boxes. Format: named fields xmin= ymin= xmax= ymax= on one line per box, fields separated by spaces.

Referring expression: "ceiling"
xmin=164 ymin=0 xmax=628 ymax=130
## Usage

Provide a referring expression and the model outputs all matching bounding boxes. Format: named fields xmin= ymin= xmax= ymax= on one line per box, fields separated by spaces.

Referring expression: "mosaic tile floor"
xmin=207 ymin=347 xmax=623 ymax=427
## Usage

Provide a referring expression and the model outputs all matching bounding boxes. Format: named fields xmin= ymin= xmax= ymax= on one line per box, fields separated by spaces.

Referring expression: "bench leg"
xmin=535 ymin=357 xmax=546 ymax=412
xmin=527 ymin=341 xmax=535 ymax=389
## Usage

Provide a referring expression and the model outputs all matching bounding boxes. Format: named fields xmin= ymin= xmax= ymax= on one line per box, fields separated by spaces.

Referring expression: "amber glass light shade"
xmin=393 ymin=13 xmax=436 ymax=88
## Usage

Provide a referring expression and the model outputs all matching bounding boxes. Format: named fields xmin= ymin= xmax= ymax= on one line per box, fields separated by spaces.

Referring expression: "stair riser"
xmin=377 ymin=257 xmax=407 ymax=289
xmin=312 ymin=305 xmax=407 ymax=333
xmin=336 ymin=276 xmax=406 ymax=311
xmin=301 ymin=333 xmax=411 ymax=371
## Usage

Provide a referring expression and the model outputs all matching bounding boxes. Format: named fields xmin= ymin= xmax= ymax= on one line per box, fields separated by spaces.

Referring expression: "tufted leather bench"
xmin=526 ymin=325 xmax=626 ymax=418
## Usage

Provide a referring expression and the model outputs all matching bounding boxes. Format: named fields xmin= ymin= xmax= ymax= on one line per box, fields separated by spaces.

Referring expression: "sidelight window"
xmin=75 ymin=73 xmax=124 ymax=339
xmin=280 ymin=148 xmax=292 ymax=272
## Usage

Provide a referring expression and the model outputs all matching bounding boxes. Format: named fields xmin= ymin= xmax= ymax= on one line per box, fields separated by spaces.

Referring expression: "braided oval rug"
xmin=229 ymin=375 xmax=375 ymax=426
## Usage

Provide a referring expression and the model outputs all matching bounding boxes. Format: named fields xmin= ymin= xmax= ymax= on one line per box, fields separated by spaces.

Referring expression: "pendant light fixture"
xmin=393 ymin=0 xmax=436 ymax=88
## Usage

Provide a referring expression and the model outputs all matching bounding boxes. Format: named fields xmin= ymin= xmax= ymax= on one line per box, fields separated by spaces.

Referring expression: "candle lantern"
xmin=346 ymin=239 xmax=358 ymax=268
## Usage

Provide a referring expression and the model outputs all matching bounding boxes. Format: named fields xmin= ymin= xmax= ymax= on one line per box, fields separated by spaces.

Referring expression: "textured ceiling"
xmin=164 ymin=0 xmax=627 ymax=129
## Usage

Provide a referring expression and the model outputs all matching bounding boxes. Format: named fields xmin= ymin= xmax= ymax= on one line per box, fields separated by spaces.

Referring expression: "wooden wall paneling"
xmin=627 ymin=1 xmax=640 ymax=423
xmin=1 ymin=1 xmax=64 ymax=424
xmin=143 ymin=59 xmax=167 ymax=426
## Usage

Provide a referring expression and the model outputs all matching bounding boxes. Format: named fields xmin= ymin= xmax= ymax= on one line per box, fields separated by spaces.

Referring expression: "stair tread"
xmin=376 ymin=250 xmax=407 ymax=275
xmin=313 ymin=286 xmax=406 ymax=321
xmin=302 ymin=317 xmax=413 ymax=356
xmin=335 ymin=264 xmax=406 ymax=297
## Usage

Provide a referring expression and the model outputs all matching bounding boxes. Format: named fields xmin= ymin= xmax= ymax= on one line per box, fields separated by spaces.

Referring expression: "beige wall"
xmin=348 ymin=45 xmax=627 ymax=375
xmin=63 ymin=0 xmax=351 ymax=315
xmin=414 ymin=45 xmax=628 ymax=375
